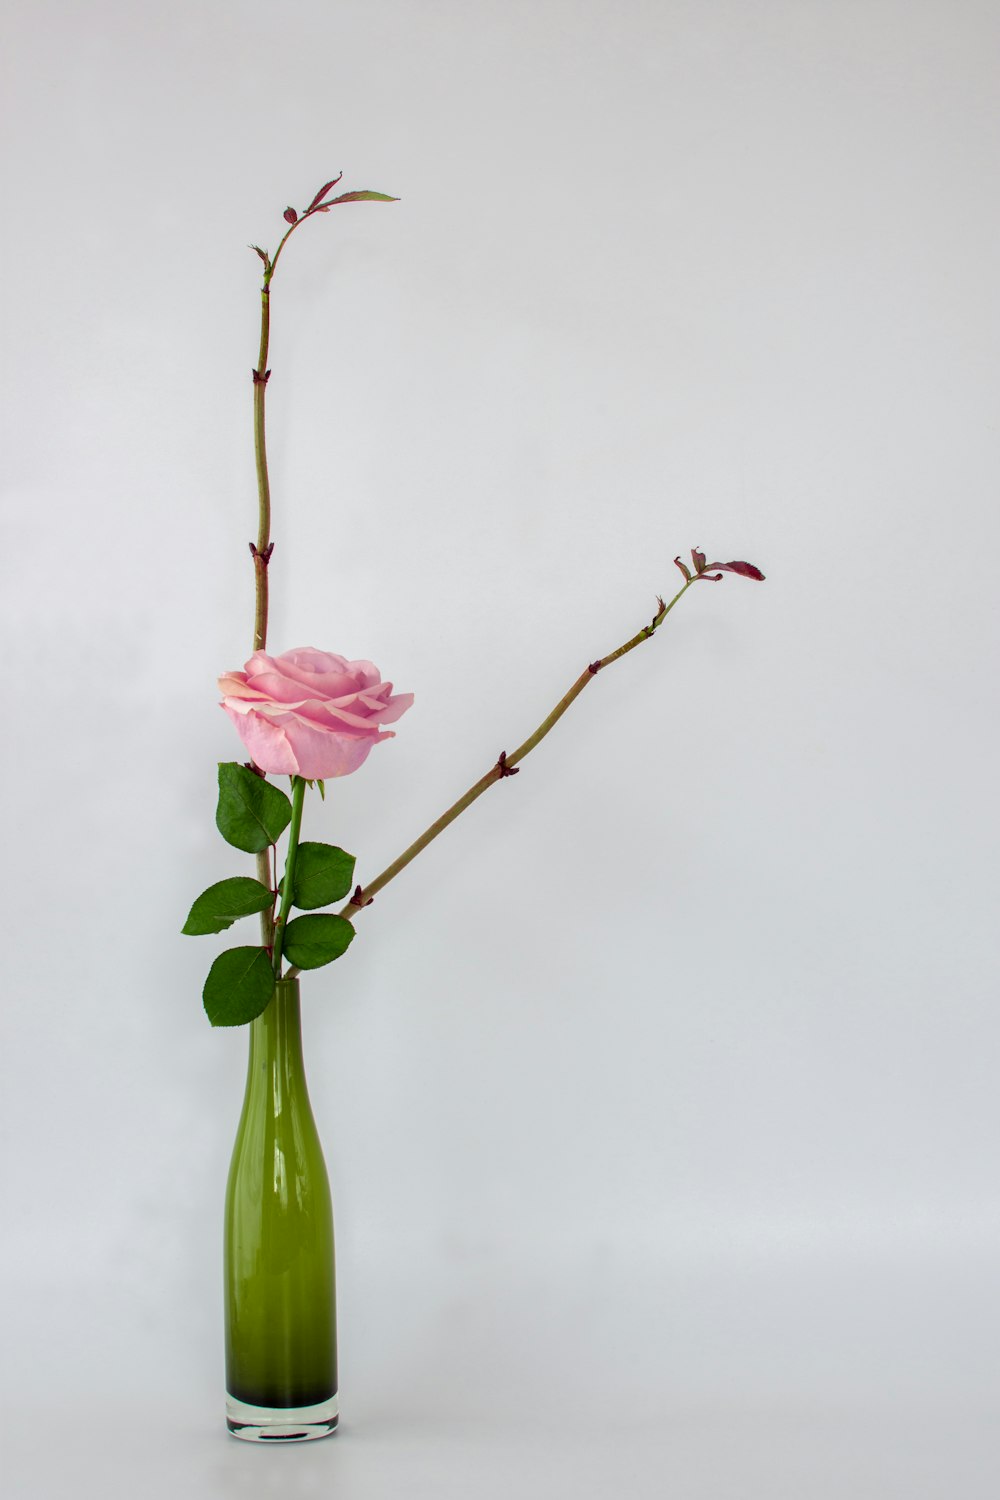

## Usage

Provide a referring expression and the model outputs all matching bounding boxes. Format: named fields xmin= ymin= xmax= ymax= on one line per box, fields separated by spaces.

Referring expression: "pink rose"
xmin=219 ymin=647 xmax=413 ymax=779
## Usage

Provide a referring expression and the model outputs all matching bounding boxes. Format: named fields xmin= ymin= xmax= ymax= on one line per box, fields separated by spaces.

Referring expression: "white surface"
xmin=2 ymin=1 xmax=1000 ymax=1495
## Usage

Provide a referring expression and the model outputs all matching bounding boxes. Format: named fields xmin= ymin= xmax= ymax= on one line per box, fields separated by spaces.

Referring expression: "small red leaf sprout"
xmin=308 ymin=175 xmax=343 ymax=210
xmin=684 ymin=548 xmax=765 ymax=584
xmin=295 ymin=179 xmax=398 ymax=222
xmin=704 ymin=559 xmax=766 ymax=581
xmin=252 ymin=176 xmax=399 ymax=281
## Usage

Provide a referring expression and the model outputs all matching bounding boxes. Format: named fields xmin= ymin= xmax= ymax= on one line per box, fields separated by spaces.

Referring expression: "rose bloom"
xmin=219 ymin=647 xmax=413 ymax=779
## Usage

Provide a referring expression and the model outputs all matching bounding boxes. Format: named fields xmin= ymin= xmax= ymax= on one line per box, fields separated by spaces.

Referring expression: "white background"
xmin=2 ymin=2 xmax=999 ymax=1495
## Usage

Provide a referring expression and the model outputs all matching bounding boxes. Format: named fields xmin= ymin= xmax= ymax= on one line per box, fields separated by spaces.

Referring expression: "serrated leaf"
xmin=216 ymin=763 xmax=292 ymax=852
xmin=308 ymin=175 xmax=342 ymax=209
xmin=704 ymin=559 xmax=766 ymax=580
xmin=182 ymin=877 xmax=274 ymax=936
xmin=282 ymin=914 xmax=355 ymax=970
xmin=203 ymin=946 xmax=275 ymax=1027
xmin=290 ymin=842 xmax=356 ymax=910
xmin=320 ymin=190 xmax=399 ymax=206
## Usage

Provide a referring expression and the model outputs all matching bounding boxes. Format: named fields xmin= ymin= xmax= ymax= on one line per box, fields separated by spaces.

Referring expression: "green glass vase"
xmin=224 ymin=976 xmax=338 ymax=1441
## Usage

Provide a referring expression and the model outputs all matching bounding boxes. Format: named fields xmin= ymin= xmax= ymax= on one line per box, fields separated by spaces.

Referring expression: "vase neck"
xmin=247 ymin=977 xmax=306 ymax=1086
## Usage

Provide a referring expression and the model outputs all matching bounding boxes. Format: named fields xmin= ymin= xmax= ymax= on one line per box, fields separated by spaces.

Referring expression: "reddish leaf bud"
xmin=691 ymin=547 xmax=707 ymax=573
xmin=674 ymin=556 xmax=692 ymax=581
xmin=283 ymin=207 xmax=298 ymax=224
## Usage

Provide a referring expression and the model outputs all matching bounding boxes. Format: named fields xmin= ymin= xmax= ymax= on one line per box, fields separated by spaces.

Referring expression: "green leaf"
xmin=216 ymin=763 xmax=292 ymax=852
xmin=290 ymin=842 xmax=356 ymax=910
xmin=203 ymin=946 xmax=275 ymax=1027
xmin=182 ymin=877 xmax=273 ymax=936
xmin=323 ymin=190 xmax=399 ymax=205
xmin=282 ymin=914 xmax=355 ymax=970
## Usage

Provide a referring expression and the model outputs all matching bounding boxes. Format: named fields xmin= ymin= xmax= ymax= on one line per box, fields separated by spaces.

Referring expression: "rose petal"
xmin=245 ymin=669 xmax=359 ymax=705
xmin=221 ymin=703 xmax=301 ymax=775
xmin=263 ymin=713 xmax=384 ymax=778
xmin=219 ymin=646 xmax=412 ymax=778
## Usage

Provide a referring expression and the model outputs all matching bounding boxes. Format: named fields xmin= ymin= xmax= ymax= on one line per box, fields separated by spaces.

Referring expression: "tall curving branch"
xmin=244 ymin=178 xmax=399 ymax=951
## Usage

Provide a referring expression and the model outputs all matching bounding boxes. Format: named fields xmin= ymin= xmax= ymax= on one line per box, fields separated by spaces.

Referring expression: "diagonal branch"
xmin=337 ymin=579 xmax=697 ymax=920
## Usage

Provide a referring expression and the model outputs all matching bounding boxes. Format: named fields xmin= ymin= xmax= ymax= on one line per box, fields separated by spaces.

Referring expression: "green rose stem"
xmin=271 ymin=776 xmax=307 ymax=977
xmin=332 ymin=579 xmax=695 ymax=927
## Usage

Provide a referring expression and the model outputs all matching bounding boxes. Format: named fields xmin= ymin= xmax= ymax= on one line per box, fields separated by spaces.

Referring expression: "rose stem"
xmin=271 ymin=776 xmax=307 ymax=978
xmin=337 ymin=577 xmax=695 ymax=921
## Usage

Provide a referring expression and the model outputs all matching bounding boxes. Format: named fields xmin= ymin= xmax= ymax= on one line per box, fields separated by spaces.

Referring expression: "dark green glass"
xmin=224 ymin=977 xmax=338 ymax=1441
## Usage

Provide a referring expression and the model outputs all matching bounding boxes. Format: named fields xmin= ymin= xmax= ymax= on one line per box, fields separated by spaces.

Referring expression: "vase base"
xmin=225 ymin=1393 xmax=339 ymax=1442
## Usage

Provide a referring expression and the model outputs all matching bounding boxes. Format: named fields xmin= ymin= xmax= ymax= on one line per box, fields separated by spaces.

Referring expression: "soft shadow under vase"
xmin=224 ymin=976 xmax=338 ymax=1441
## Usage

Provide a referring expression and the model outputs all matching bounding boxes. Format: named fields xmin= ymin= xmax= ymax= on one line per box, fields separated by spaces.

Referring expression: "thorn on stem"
xmin=496 ymin=750 xmax=520 ymax=778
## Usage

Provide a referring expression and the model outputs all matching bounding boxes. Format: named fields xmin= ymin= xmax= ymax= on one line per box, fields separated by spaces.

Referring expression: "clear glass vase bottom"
xmin=225 ymin=1392 xmax=340 ymax=1442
